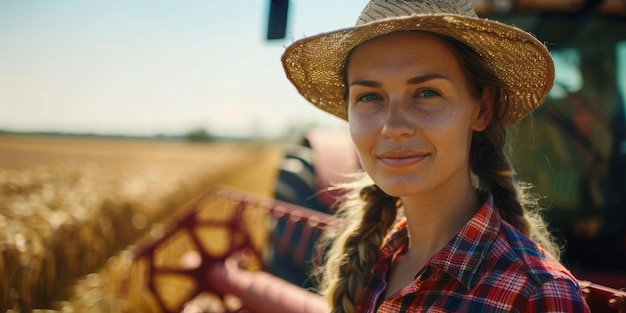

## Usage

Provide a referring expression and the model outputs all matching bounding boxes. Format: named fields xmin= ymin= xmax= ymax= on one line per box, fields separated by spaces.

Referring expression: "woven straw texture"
xmin=282 ymin=0 xmax=555 ymax=124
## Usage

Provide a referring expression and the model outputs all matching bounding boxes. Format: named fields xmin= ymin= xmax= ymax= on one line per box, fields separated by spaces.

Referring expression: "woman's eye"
xmin=417 ymin=89 xmax=440 ymax=98
xmin=357 ymin=93 xmax=381 ymax=102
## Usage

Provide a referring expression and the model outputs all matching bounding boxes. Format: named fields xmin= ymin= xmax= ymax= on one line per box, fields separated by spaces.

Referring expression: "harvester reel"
xmin=132 ymin=189 xmax=266 ymax=313
xmin=131 ymin=186 xmax=333 ymax=313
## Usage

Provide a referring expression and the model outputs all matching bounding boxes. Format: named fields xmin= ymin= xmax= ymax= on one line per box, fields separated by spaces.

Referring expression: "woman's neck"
xmin=399 ymin=179 xmax=481 ymax=264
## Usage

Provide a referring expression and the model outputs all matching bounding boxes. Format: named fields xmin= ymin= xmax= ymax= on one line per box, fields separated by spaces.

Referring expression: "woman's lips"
xmin=377 ymin=151 xmax=428 ymax=167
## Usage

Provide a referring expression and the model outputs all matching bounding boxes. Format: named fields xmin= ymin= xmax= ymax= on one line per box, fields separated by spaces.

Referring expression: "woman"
xmin=282 ymin=0 xmax=590 ymax=312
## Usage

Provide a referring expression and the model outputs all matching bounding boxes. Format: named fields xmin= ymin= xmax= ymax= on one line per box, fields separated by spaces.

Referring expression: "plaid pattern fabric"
xmin=358 ymin=196 xmax=590 ymax=312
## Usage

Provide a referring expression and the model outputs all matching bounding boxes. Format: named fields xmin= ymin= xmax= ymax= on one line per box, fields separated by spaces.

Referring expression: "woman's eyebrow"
xmin=406 ymin=73 xmax=449 ymax=84
xmin=348 ymin=73 xmax=450 ymax=88
xmin=348 ymin=79 xmax=380 ymax=88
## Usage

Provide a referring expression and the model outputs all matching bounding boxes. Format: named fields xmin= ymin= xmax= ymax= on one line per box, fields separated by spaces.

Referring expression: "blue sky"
xmin=1 ymin=1 xmax=624 ymax=138
xmin=0 ymin=1 xmax=367 ymax=137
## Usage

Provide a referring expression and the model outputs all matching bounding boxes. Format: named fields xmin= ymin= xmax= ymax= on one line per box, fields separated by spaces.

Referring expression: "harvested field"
xmin=0 ymin=135 xmax=283 ymax=312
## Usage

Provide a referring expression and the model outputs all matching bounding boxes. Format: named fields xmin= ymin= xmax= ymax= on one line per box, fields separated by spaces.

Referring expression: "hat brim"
xmin=282 ymin=13 xmax=555 ymax=124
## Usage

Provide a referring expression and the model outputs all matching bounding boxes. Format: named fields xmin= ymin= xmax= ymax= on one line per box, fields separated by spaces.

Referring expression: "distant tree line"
xmin=184 ymin=127 xmax=214 ymax=142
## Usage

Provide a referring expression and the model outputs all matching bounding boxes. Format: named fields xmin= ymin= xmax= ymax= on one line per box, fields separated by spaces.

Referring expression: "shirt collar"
xmin=378 ymin=194 xmax=501 ymax=289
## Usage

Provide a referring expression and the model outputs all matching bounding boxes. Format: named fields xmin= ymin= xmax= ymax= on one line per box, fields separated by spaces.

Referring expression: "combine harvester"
xmin=128 ymin=129 xmax=625 ymax=313
xmin=130 ymin=183 xmax=625 ymax=313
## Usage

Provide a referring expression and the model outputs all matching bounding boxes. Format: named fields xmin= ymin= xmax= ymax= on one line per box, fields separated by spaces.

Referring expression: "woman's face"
xmin=346 ymin=32 xmax=491 ymax=198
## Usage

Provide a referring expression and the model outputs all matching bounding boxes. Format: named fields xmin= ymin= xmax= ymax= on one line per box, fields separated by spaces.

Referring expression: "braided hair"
xmin=315 ymin=176 xmax=398 ymax=313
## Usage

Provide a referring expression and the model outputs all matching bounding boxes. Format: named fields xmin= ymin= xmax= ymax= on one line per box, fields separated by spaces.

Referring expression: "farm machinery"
xmin=130 ymin=185 xmax=331 ymax=313
xmin=128 ymin=179 xmax=626 ymax=313
xmin=127 ymin=128 xmax=626 ymax=313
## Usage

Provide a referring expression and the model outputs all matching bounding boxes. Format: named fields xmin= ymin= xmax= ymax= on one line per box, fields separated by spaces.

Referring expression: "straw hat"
xmin=282 ymin=0 xmax=555 ymax=124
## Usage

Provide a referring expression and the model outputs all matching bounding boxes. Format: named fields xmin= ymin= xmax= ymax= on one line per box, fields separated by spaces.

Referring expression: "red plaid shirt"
xmin=358 ymin=196 xmax=590 ymax=312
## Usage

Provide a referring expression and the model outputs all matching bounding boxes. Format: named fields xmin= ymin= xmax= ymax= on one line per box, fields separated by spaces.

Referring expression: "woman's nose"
xmin=381 ymin=103 xmax=414 ymax=139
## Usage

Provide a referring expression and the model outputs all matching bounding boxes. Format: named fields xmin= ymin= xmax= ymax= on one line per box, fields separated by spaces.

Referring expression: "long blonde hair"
xmin=315 ymin=33 xmax=561 ymax=313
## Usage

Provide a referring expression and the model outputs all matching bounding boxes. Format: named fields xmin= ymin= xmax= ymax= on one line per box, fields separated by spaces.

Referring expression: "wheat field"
xmin=0 ymin=135 xmax=283 ymax=312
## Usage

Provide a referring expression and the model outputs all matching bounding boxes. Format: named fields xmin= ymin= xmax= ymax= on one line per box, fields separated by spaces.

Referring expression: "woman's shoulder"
xmin=483 ymin=221 xmax=578 ymax=289
xmin=471 ymin=222 xmax=590 ymax=311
